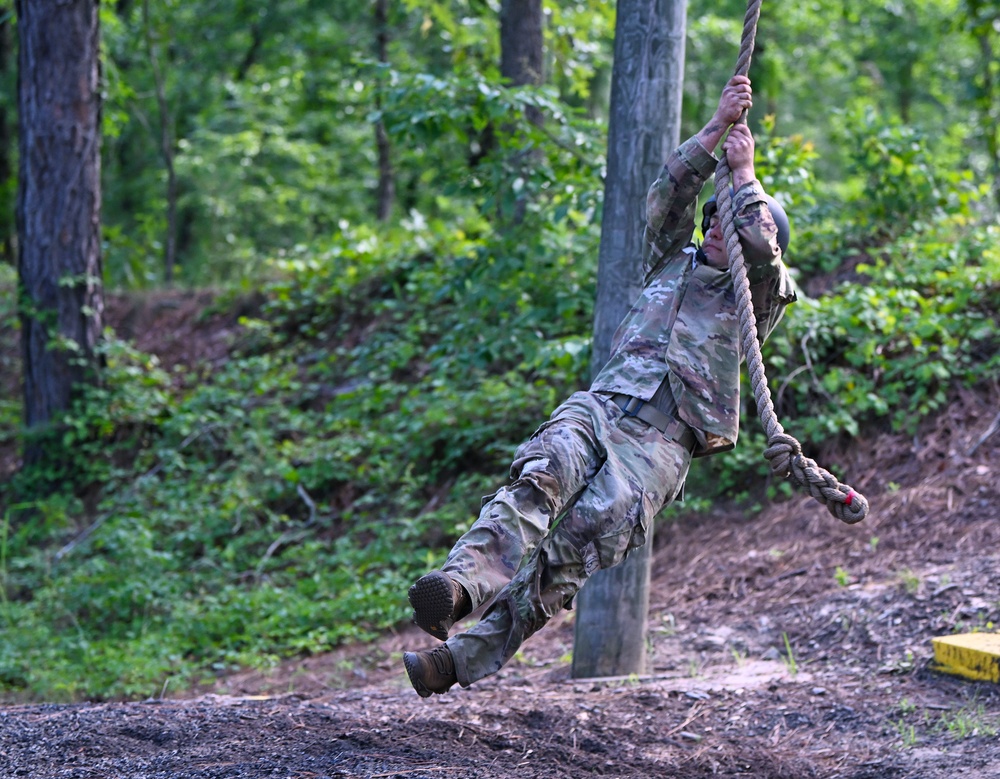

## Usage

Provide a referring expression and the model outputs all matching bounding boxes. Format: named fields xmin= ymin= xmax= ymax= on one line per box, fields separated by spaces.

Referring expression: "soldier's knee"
xmin=556 ymin=478 xmax=651 ymax=568
xmin=506 ymin=471 xmax=560 ymax=522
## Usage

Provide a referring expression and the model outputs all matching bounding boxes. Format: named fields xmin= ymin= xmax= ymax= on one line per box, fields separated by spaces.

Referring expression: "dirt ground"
xmin=0 ymin=296 xmax=998 ymax=778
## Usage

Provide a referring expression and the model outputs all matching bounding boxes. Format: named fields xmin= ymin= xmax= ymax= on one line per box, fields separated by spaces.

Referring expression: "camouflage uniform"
xmin=441 ymin=135 xmax=797 ymax=689
xmin=590 ymin=136 xmax=797 ymax=456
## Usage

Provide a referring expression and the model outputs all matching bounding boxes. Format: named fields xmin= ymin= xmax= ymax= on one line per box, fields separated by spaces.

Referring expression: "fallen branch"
xmin=967 ymin=410 xmax=1000 ymax=456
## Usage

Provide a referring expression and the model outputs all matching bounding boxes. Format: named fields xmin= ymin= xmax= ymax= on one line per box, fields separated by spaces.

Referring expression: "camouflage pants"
xmin=442 ymin=390 xmax=692 ymax=688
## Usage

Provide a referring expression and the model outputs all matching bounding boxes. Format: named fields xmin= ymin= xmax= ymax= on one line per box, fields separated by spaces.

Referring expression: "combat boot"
xmin=403 ymin=645 xmax=457 ymax=697
xmin=408 ymin=570 xmax=470 ymax=641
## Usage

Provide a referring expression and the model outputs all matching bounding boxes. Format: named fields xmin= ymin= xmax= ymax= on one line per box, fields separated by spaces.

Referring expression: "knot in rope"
xmin=762 ymin=431 xmax=800 ymax=477
xmin=717 ymin=0 xmax=869 ymax=525
xmin=763 ymin=434 xmax=869 ymax=524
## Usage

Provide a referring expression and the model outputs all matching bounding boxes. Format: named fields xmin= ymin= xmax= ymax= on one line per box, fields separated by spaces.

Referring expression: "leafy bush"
xmin=0 ymin=83 xmax=604 ymax=697
xmin=843 ymin=107 xmax=981 ymax=242
xmin=772 ymin=221 xmax=999 ymax=438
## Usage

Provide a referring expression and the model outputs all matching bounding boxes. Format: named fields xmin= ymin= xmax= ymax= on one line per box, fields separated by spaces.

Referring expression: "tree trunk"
xmin=963 ymin=0 xmax=1000 ymax=210
xmin=573 ymin=0 xmax=687 ymax=680
xmin=0 ymin=7 xmax=13 ymax=264
xmin=500 ymin=0 xmax=544 ymax=124
xmin=16 ymin=0 xmax=104 ymax=461
xmin=142 ymin=0 xmax=178 ymax=283
xmin=234 ymin=21 xmax=264 ymax=82
xmin=975 ymin=28 xmax=1000 ymax=210
xmin=374 ymin=0 xmax=394 ymax=222
xmin=470 ymin=0 xmax=543 ymax=180
xmin=498 ymin=0 xmax=544 ymax=224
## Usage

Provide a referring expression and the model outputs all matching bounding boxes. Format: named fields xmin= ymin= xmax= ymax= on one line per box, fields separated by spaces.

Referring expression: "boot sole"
xmin=408 ymin=572 xmax=457 ymax=641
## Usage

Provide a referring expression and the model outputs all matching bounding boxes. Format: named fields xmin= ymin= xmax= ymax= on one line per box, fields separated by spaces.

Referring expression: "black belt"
xmin=608 ymin=393 xmax=696 ymax=452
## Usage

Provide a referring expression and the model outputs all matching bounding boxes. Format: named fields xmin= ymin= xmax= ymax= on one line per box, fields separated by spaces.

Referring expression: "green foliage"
xmin=17 ymin=338 xmax=171 ymax=494
xmin=769 ymin=220 xmax=1000 ymax=440
xmin=3 ymin=0 xmax=996 ymax=286
xmin=841 ymin=108 xmax=981 ymax=242
xmin=752 ymin=114 xmax=820 ymax=212
xmin=0 ymin=113 xmax=603 ymax=698
xmin=94 ymin=0 xmax=614 ymax=287
xmin=0 ymin=332 xmax=481 ymax=698
xmin=781 ymin=631 xmax=799 ymax=676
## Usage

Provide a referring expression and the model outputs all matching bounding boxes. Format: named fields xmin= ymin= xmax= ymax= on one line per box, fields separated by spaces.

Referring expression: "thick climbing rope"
xmin=713 ymin=0 xmax=870 ymax=524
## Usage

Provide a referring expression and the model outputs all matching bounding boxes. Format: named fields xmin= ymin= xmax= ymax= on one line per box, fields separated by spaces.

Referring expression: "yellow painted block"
xmin=932 ymin=633 xmax=1000 ymax=683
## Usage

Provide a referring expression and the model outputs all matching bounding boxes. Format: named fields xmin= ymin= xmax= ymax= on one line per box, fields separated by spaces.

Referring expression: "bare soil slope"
xmin=1 ymin=296 xmax=998 ymax=779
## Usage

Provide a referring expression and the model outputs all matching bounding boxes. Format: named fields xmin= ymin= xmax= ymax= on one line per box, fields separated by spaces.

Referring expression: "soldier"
xmin=403 ymin=74 xmax=797 ymax=697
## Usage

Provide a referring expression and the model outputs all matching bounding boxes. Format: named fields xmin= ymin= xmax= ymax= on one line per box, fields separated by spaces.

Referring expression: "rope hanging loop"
xmin=715 ymin=0 xmax=869 ymax=525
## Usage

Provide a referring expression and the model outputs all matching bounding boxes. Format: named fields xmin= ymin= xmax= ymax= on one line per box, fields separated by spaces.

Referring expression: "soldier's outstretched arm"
xmin=642 ymin=76 xmax=754 ymax=278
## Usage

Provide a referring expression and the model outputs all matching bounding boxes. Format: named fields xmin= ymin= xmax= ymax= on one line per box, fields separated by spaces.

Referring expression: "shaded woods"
xmin=0 ymin=0 xmax=996 ymax=711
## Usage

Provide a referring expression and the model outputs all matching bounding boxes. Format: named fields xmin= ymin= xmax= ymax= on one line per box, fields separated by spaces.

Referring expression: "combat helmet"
xmin=701 ymin=193 xmax=790 ymax=255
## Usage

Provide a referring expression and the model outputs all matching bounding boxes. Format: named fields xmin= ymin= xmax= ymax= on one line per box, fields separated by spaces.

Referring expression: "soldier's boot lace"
xmin=408 ymin=571 xmax=470 ymax=641
xmin=403 ymin=645 xmax=457 ymax=698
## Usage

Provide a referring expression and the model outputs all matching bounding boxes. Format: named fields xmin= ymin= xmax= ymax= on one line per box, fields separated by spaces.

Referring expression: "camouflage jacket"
xmin=590 ymin=135 xmax=798 ymax=457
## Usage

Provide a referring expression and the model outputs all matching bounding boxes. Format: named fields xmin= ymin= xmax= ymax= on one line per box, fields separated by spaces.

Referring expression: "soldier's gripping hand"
xmin=723 ymin=123 xmax=755 ymax=170
xmin=715 ymin=75 xmax=753 ymax=127
xmin=696 ymin=75 xmax=753 ymax=154
xmin=723 ymin=123 xmax=757 ymax=189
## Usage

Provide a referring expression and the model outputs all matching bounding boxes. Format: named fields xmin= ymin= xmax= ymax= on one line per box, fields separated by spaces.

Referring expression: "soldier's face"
xmin=702 ymin=214 xmax=728 ymax=269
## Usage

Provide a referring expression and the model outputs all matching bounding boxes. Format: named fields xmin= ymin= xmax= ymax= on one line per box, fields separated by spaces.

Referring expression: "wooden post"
xmin=572 ymin=528 xmax=655 ymax=677
xmin=573 ymin=0 xmax=687 ymax=679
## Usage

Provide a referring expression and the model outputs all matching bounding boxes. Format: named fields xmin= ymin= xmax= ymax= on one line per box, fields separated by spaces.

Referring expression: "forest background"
xmin=0 ymin=0 xmax=998 ymax=703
